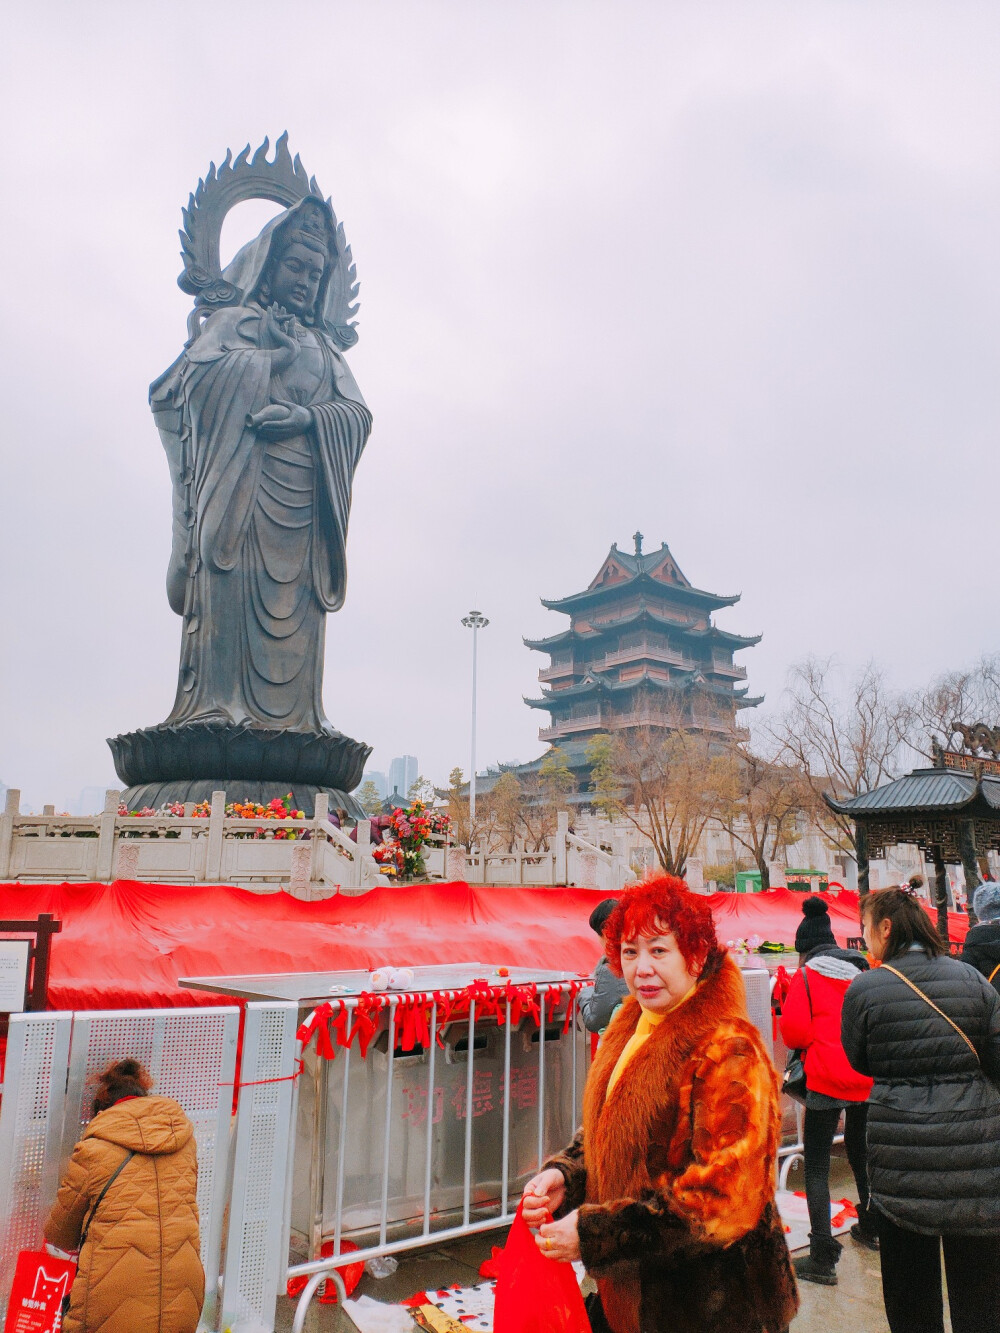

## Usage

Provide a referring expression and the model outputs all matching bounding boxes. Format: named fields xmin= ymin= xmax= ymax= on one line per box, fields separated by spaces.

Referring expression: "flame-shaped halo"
xmin=177 ymin=133 xmax=359 ymax=348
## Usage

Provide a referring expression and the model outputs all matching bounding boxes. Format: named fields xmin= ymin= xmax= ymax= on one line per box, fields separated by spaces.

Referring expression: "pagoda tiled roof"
xmin=537 ymin=540 xmax=740 ymax=615
xmin=541 ymin=571 xmax=739 ymax=615
xmin=523 ymin=604 xmax=756 ymax=652
xmin=524 ymin=667 xmax=748 ymax=710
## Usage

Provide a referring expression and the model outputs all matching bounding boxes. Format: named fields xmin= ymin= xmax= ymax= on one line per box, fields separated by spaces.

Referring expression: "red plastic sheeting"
xmin=706 ymin=886 xmax=969 ymax=949
xmin=0 ymin=881 xmax=969 ymax=1012
xmin=0 ymin=880 xmax=607 ymax=1010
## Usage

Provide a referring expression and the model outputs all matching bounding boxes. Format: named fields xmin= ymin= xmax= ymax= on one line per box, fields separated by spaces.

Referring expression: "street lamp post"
xmin=461 ymin=610 xmax=489 ymax=821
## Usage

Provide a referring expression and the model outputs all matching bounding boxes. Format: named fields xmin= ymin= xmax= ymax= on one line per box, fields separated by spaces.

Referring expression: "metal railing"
xmin=0 ymin=1006 xmax=240 ymax=1332
xmin=286 ymin=981 xmax=589 ymax=1332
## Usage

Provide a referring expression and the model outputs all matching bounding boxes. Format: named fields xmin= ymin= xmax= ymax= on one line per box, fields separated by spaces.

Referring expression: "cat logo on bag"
xmin=4 ymin=1251 xmax=76 ymax=1333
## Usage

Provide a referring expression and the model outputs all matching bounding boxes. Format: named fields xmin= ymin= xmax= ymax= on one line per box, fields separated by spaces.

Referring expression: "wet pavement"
xmin=276 ymin=1155 xmax=952 ymax=1332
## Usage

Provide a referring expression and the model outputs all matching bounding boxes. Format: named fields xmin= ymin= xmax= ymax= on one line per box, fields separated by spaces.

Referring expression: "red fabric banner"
xmin=0 ymin=880 xmax=969 ymax=1013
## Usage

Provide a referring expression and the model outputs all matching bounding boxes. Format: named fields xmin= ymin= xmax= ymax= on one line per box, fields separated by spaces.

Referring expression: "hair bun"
xmin=112 ymin=1057 xmax=143 ymax=1078
xmin=801 ymin=896 xmax=830 ymax=918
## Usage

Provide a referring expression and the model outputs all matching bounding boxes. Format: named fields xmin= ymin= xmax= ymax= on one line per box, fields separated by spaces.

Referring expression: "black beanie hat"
xmin=794 ymin=896 xmax=837 ymax=954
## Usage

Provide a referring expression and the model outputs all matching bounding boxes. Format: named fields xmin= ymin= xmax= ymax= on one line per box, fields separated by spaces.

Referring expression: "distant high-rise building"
xmin=363 ymin=770 xmax=388 ymax=800
xmin=389 ymin=755 xmax=418 ymax=799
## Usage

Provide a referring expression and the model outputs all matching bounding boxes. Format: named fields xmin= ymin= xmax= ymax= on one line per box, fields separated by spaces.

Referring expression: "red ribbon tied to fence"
xmin=296 ymin=980 xmax=587 ymax=1061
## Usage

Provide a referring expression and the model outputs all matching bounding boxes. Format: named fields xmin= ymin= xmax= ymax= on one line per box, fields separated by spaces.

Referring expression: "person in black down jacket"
xmin=961 ymin=879 xmax=1000 ymax=993
xmin=578 ymin=897 xmax=629 ymax=1034
xmin=841 ymin=887 xmax=1000 ymax=1333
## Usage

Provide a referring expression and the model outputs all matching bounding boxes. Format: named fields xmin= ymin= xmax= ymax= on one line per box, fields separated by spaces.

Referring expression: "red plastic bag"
xmin=493 ymin=1204 xmax=590 ymax=1333
xmin=285 ymin=1239 xmax=363 ymax=1304
xmin=4 ymin=1251 xmax=76 ymax=1333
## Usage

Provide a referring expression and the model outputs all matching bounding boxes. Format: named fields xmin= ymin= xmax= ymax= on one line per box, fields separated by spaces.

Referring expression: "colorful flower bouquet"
xmin=372 ymin=842 xmax=405 ymax=876
xmin=373 ymin=800 xmax=451 ymax=879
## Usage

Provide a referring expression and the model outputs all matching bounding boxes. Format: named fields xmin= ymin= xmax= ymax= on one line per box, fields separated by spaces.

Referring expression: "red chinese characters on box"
xmin=4 ymin=1252 xmax=76 ymax=1333
xmin=451 ymin=1070 xmax=496 ymax=1121
xmin=501 ymin=1066 xmax=538 ymax=1112
xmin=400 ymin=1084 xmax=445 ymax=1128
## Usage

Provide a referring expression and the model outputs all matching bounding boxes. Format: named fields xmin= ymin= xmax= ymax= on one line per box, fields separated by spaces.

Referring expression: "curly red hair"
xmin=603 ymin=876 xmax=725 ymax=978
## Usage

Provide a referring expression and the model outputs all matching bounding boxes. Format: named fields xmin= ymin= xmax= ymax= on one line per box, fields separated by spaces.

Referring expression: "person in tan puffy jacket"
xmin=44 ymin=1057 xmax=204 ymax=1333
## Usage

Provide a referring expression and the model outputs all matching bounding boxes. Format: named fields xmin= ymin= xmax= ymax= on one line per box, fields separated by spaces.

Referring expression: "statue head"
xmin=253 ymin=199 xmax=337 ymax=322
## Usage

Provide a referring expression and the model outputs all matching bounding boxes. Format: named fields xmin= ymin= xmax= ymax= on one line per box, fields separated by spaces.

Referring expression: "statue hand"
xmin=260 ymin=303 xmax=299 ymax=370
xmin=254 ymin=400 xmax=313 ymax=441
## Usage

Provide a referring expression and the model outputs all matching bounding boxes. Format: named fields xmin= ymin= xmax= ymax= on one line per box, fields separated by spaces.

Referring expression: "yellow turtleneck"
xmin=606 ymin=985 xmax=697 ymax=1096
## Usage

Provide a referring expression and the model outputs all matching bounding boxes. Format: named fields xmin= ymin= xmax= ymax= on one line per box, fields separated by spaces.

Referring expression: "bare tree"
xmin=769 ymin=656 xmax=910 ymax=861
xmin=407 ymin=774 xmax=436 ymax=804
xmin=484 ymin=771 xmax=525 ymax=852
xmin=446 ymin=767 xmax=472 ymax=848
xmin=586 ymin=727 xmax=727 ymax=877
xmin=905 ymin=653 xmax=1000 ymax=761
xmin=516 ymin=750 xmax=576 ymax=851
xmin=446 ymin=768 xmax=525 ymax=853
xmin=715 ymin=743 xmax=811 ymax=889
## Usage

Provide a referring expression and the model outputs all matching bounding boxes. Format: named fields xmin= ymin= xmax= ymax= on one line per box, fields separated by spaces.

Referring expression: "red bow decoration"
xmin=347 ymin=992 xmax=388 ymax=1057
xmin=297 ymin=981 xmax=585 ymax=1062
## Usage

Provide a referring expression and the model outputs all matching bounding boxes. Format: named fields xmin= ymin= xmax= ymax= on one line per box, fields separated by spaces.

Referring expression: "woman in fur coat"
xmin=522 ymin=876 xmax=797 ymax=1333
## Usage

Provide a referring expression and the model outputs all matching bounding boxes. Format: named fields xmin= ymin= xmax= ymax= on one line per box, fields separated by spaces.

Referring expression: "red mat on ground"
xmin=0 ymin=881 xmax=969 ymax=1011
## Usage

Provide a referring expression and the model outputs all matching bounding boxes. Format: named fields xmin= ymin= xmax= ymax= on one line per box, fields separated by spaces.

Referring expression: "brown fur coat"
xmin=546 ymin=957 xmax=797 ymax=1333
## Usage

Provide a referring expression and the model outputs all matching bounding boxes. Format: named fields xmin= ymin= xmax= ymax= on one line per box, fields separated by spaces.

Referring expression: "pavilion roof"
xmin=825 ymin=767 xmax=1000 ymax=816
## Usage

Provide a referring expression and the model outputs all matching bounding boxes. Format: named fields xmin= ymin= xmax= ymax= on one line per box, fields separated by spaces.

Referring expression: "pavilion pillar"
xmin=931 ymin=844 xmax=950 ymax=942
xmin=959 ymin=819 xmax=981 ymax=927
xmin=855 ymin=823 xmax=870 ymax=898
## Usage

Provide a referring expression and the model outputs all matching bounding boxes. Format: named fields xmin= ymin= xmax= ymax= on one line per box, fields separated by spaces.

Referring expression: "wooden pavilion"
xmin=825 ymin=744 xmax=1000 ymax=938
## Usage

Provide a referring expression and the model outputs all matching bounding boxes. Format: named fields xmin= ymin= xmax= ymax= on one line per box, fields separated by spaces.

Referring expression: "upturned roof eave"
xmin=540 ymin=572 xmax=740 ymax=614
xmin=686 ymin=626 xmax=763 ymax=649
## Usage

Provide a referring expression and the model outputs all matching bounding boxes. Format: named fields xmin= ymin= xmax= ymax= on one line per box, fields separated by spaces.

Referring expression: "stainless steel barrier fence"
xmin=221 ymin=1001 xmax=301 ymax=1333
xmin=0 ymin=1012 xmax=73 ymax=1317
xmin=285 ymin=980 xmax=589 ymax=1333
xmin=1 ymin=965 xmax=791 ymax=1333
xmin=0 ymin=1006 xmax=239 ymax=1332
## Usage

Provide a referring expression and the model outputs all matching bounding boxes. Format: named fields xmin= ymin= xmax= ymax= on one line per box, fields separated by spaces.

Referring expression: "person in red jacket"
xmin=779 ymin=896 xmax=875 ymax=1286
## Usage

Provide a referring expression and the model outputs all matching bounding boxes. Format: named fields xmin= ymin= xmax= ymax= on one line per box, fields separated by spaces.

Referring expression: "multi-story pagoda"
xmin=524 ymin=533 xmax=761 ymax=755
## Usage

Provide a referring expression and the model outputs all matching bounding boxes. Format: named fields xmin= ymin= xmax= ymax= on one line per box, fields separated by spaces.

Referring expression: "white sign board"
xmin=0 ymin=939 xmax=31 ymax=1012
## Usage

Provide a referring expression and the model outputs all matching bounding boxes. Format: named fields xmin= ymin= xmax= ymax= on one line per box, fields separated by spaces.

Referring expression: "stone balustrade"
xmin=0 ymin=793 xmax=635 ymax=896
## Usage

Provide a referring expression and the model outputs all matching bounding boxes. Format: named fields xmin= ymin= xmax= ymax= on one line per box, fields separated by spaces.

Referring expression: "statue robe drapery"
xmin=152 ymin=255 xmax=371 ymax=733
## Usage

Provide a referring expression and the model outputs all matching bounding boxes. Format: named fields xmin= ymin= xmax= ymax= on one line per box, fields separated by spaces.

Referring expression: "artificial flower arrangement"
xmin=117 ymin=793 xmax=309 ymax=838
xmin=372 ymin=800 xmax=451 ymax=879
xmin=372 ymin=841 xmax=405 ymax=876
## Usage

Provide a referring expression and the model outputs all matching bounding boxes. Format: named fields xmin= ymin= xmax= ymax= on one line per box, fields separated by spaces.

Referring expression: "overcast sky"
xmin=3 ymin=2 xmax=1000 ymax=810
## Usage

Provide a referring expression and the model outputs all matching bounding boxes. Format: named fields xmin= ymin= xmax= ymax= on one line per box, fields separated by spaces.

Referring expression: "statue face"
xmin=269 ymin=240 xmax=326 ymax=317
